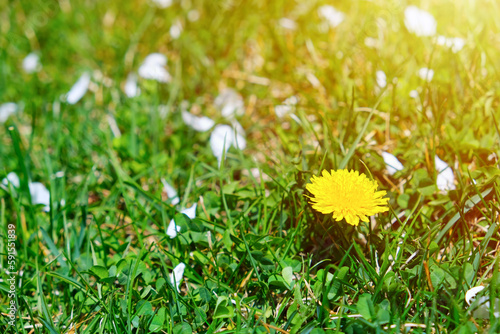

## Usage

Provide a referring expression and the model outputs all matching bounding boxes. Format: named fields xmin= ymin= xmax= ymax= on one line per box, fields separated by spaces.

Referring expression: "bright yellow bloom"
xmin=306 ymin=169 xmax=389 ymax=226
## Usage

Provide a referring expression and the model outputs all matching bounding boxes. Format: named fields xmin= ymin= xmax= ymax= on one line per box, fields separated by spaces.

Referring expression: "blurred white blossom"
xmin=187 ymin=9 xmax=200 ymax=22
xmin=214 ymin=88 xmax=244 ymax=119
xmin=436 ymin=36 xmax=465 ymax=53
xmin=182 ymin=110 xmax=215 ymax=132
xmin=318 ymin=5 xmax=345 ymax=28
xmin=23 ymin=53 xmax=41 ymax=73
xmin=2 ymin=172 xmax=20 ymax=188
xmin=418 ymin=67 xmax=434 ymax=82
xmin=169 ymin=263 xmax=186 ymax=292
xmin=0 ymin=103 xmax=18 ymax=123
xmin=66 ymin=72 xmax=91 ymax=104
xmin=151 ymin=0 xmax=172 ymax=8
xmin=138 ymin=53 xmax=171 ymax=83
xmin=381 ymin=151 xmax=404 ymax=175
xmin=376 ymin=70 xmax=387 ymax=88
xmin=170 ymin=20 xmax=183 ymax=39
xmin=279 ymin=18 xmax=297 ymax=30
xmin=274 ymin=96 xmax=300 ymax=124
xmin=435 ymin=155 xmax=456 ymax=191
xmin=404 ymin=6 xmax=437 ymax=37
xmin=124 ymin=73 xmax=140 ymax=98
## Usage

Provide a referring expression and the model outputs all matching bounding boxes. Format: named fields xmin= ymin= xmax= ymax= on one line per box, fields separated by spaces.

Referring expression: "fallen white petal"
xmin=2 ymin=172 xmax=20 ymax=188
xmin=465 ymin=286 xmax=500 ymax=319
xmin=124 ymin=73 xmax=140 ymax=98
xmin=318 ymin=5 xmax=345 ymax=28
xmin=169 ymin=263 xmax=186 ymax=292
xmin=381 ymin=151 xmax=404 ymax=175
xmin=161 ymin=179 xmax=180 ymax=205
xmin=0 ymin=103 xmax=18 ymax=123
xmin=404 ymin=6 xmax=437 ymax=37
xmin=435 ymin=155 xmax=456 ymax=191
xmin=166 ymin=218 xmax=181 ymax=238
xmin=182 ymin=111 xmax=215 ymax=132
xmin=23 ymin=53 xmax=41 ymax=73
xmin=418 ymin=67 xmax=434 ymax=82
xmin=138 ymin=53 xmax=171 ymax=83
xmin=29 ymin=182 xmax=50 ymax=212
xmin=215 ymin=89 xmax=244 ymax=119
xmin=210 ymin=124 xmax=235 ymax=165
xmin=181 ymin=203 xmax=197 ymax=219
xmin=376 ymin=70 xmax=387 ymax=88
xmin=66 ymin=73 xmax=91 ymax=104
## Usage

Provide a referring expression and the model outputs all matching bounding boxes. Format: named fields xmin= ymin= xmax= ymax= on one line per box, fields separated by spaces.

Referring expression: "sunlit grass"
xmin=1 ymin=0 xmax=500 ymax=333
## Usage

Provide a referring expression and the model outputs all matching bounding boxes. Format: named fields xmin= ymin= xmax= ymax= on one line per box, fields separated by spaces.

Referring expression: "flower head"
xmin=306 ymin=169 xmax=389 ymax=226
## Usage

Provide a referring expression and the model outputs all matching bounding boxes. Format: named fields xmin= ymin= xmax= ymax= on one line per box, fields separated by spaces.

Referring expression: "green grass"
xmin=1 ymin=0 xmax=500 ymax=333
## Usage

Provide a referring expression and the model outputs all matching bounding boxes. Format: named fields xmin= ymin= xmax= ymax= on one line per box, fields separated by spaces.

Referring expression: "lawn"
xmin=1 ymin=0 xmax=500 ymax=333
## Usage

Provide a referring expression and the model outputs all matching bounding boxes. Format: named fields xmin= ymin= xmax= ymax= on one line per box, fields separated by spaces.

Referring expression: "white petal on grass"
xmin=23 ymin=53 xmax=41 ymax=73
xmin=404 ymin=6 xmax=437 ymax=37
xmin=169 ymin=263 xmax=186 ymax=292
xmin=124 ymin=73 xmax=140 ymax=98
xmin=274 ymin=96 xmax=299 ymax=118
xmin=279 ymin=18 xmax=297 ymax=30
xmin=214 ymin=88 xmax=244 ymax=119
xmin=0 ymin=103 xmax=18 ymax=123
xmin=318 ymin=5 xmax=345 ymax=28
xmin=437 ymin=35 xmax=465 ymax=53
xmin=161 ymin=179 xmax=180 ymax=205
xmin=381 ymin=151 xmax=404 ymax=175
xmin=182 ymin=203 xmax=197 ymax=219
xmin=210 ymin=124 xmax=234 ymax=165
xmin=166 ymin=204 xmax=197 ymax=239
xmin=138 ymin=53 xmax=171 ymax=83
xmin=376 ymin=70 xmax=387 ymax=88
xmin=151 ymin=0 xmax=172 ymax=8
xmin=2 ymin=172 xmax=20 ymax=188
xmin=182 ymin=111 xmax=215 ymax=132
xmin=435 ymin=155 xmax=456 ymax=191
xmin=418 ymin=67 xmax=434 ymax=82
xmin=465 ymin=286 xmax=500 ymax=319
xmin=170 ymin=21 xmax=183 ymax=39
xmin=66 ymin=72 xmax=91 ymax=104
xmin=29 ymin=182 xmax=50 ymax=212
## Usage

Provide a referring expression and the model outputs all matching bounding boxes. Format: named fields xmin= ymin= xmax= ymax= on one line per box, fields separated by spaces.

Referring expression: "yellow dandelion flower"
xmin=306 ymin=169 xmax=389 ymax=226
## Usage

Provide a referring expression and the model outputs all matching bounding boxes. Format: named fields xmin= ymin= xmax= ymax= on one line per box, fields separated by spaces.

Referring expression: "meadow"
xmin=1 ymin=0 xmax=500 ymax=333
